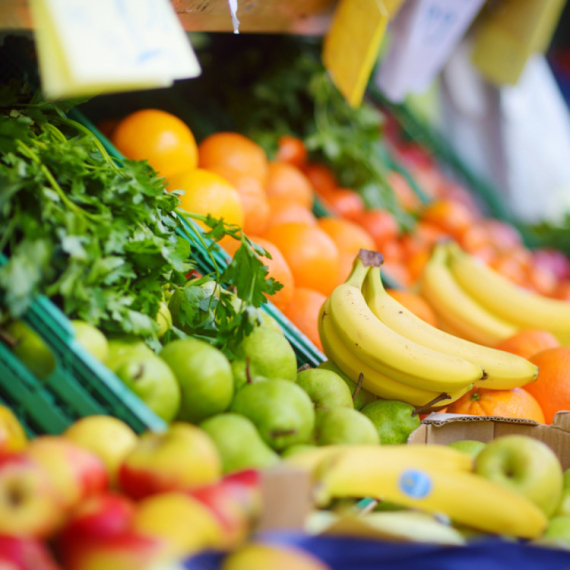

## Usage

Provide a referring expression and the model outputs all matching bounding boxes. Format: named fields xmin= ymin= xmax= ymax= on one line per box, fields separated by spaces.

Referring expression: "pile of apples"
xmin=0 ymin=410 xmax=264 ymax=570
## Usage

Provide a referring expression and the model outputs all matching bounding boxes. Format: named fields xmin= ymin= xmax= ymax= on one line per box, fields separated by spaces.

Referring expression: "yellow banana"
xmin=364 ymin=265 xmax=539 ymax=390
xmin=319 ymin=298 xmax=473 ymax=407
xmin=284 ymin=443 xmax=474 ymax=476
xmin=448 ymin=243 xmax=570 ymax=346
xmin=316 ymin=449 xmax=547 ymax=539
xmin=419 ymin=243 xmax=519 ymax=347
xmin=328 ymin=258 xmax=484 ymax=392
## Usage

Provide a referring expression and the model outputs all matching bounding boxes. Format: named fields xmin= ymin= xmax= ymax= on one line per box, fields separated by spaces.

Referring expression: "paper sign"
xmin=30 ymin=0 xmax=201 ymax=100
xmin=322 ymin=0 xmax=389 ymax=108
xmin=471 ymin=0 xmax=567 ymax=86
xmin=375 ymin=0 xmax=486 ymax=102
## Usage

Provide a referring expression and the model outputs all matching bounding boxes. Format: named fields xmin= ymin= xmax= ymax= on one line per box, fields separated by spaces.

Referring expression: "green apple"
xmin=540 ymin=515 xmax=570 ymax=546
xmin=295 ymin=368 xmax=353 ymax=412
xmin=448 ymin=440 xmax=487 ymax=460
xmin=475 ymin=435 xmax=564 ymax=518
xmin=360 ymin=399 xmax=419 ymax=445
xmin=314 ymin=408 xmax=379 ymax=446
xmin=160 ymin=339 xmax=234 ymax=423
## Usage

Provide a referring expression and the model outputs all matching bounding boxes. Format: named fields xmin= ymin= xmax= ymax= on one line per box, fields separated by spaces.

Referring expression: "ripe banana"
xmin=328 ymin=258 xmax=484 ymax=392
xmin=319 ymin=297 xmax=474 ymax=407
xmin=448 ymin=243 xmax=570 ymax=346
xmin=364 ymin=265 xmax=539 ymax=390
xmin=284 ymin=443 xmax=474 ymax=476
xmin=419 ymin=243 xmax=519 ymax=347
xmin=315 ymin=450 xmax=547 ymax=539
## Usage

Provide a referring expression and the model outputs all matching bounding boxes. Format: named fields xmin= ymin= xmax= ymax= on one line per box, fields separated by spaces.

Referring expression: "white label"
xmin=376 ymin=0 xmax=486 ymax=102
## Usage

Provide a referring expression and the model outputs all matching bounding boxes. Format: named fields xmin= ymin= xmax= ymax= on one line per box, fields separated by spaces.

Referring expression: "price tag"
xmin=471 ymin=0 xmax=567 ymax=86
xmin=322 ymin=0 xmax=389 ymax=108
xmin=375 ymin=0 xmax=486 ymax=102
xmin=30 ymin=0 xmax=201 ymax=100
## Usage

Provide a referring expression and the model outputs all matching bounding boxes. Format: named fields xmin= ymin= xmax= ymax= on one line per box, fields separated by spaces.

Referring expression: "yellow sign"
xmin=323 ymin=0 xmax=389 ymax=108
xmin=472 ymin=0 xmax=567 ymax=86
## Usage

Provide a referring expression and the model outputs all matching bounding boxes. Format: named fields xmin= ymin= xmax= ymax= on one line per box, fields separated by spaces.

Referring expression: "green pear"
xmin=280 ymin=443 xmax=318 ymax=458
xmin=296 ymin=368 xmax=353 ymax=412
xmin=155 ymin=301 xmax=172 ymax=339
xmin=257 ymin=310 xmax=283 ymax=335
xmin=199 ymin=413 xmax=280 ymax=474
xmin=72 ymin=320 xmax=109 ymax=363
xmin=231 ymin=326 xmax=297 ymax=390
xmin=230 ymin=379 xmax=315 ymax=451
xmin=317 ymin=360 xmax=376 ymax=410
xmin=106 ymin=337 xmax=153 ymax=367
xmin=315 ymin=408 xmax=379 ymax=446
xmin=360 ymin=399 xmax=420 ymax=445
xmin=5 ymin=320 xmax=55 ymax=380
xmin=160 ymin=339 xmax=234 ymax=423
xmin=448 ymin=440 xmax=487 ymax=460
xmin=110 ymin=351 xmax=181 ymax=422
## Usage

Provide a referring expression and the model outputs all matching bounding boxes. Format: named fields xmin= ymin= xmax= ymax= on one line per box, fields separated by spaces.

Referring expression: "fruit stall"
xmin=3 ymin=1 xmax=570 ymax=569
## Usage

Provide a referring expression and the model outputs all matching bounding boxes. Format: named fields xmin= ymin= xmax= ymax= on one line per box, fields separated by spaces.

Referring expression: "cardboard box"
xmin=408 ymin=411 xmax=570 ymax=469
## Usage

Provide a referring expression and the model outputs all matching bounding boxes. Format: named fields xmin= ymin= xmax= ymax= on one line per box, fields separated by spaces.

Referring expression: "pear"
xmin=199 ymin=413 xmax=280 ymax=474
xmin=160 ymin=338 xmax=234 ymax=423
xmin=280 ymin=443 xmax=318 ymax=458
xmin=72 ymin=320 xmax=109 ymax=363
xmin=230 ymin=379 xmax=315 ymax=451
xmin=110 ymin=351 xmax=181 ymax=422
xmin=361 ymin=399 xmax=420 ymax=445
xmin=314 ymin=408 xmax=379 ymax=446
xmin=231 ymin=326 xmax=297 ymax=390
xmin=296 ymin=368 xmax=353 ymax=412
xmin=106 ymin=337 xmax=153 ymax=367
xmin=317 ymin=360 xmax=376 ymax=410
xmin=5 ymin=320 xmax=55 ymax=380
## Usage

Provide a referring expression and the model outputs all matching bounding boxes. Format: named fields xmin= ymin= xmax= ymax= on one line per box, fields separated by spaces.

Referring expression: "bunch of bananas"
xmin=318 ymin=250 xmax=539 ymax=410
xmin=421 ymin=241 xmax=570 ymax=347
xmin=285 ymin=444 xmax=547 ymax=539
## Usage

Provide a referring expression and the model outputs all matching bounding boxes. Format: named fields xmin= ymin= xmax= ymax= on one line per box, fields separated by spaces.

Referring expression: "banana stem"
xmin=412 ymin=392 xmax=452 ymax=417
xmin=352 ymin=372 xmax=364 ymax=403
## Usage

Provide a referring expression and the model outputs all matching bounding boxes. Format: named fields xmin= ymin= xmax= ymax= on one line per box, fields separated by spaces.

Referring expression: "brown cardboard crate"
xmin=408 ymin=411 xmax=570 ymax=469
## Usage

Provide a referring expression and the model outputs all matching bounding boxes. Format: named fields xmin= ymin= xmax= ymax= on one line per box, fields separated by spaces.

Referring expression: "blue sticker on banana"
xmin=399 ymin=469 xmax=432 ymax=499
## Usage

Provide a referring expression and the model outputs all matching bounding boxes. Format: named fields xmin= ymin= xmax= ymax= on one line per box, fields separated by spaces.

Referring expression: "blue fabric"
xmin=182 ymin=532 xmax=570 ymax=570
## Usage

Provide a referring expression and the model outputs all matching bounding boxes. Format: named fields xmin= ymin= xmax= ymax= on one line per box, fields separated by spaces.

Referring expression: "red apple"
xmin=26 ymin=437 xmax=108 ymax=511
xmin=0 ymin=454 xmax=62 ymax=538
xmin=55 ymin=492 xmax=136 ymax=565
xmin=62 ymin=533 xmax=167 ymax=570
xmin=118 ymin=423 xmax=221 ymax=500
xmin=0 ymin=536 xmax=61 ymax=570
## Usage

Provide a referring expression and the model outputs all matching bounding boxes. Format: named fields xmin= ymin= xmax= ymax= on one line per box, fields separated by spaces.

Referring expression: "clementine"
xmin=275 ymin=135 xmax=307 ymax=169
xmin=387 ymin=289 xmax=439 ymax=327
xmin=264 ymin=162 xmax=314 ymax=209
xmin=358 ymin=209 xmax=400 ymax=251
xmin=264 ymin=197 xmax=317 ymax=230
xmin=494 ymin=330 xmax=560 ymax=361
xmin=282 ymin=288 xmax=327 ymax=352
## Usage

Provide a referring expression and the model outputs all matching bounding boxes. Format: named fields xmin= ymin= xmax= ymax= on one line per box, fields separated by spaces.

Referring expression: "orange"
xmin=358 ymin=209 xmax=400 ymax=251
xmin=167 ymin=168 xmax=244 ymax=233
xmin=264 ymin=162 xmax=314 ymax=209
xmin=420 ymin=198 xmax=475 ymax=240
xmin=302 ymin=163 xmax=338 ymax=199
xmin=525 ymin=347 xmax=570 ymax=424
xmin=447 ymin=387 xmax=545 ymax=423
xmin=281 ymin=288 xmax=327 ymax=352
xmin=111 ymin=109 xmax=198 ymax=179
xmin=263 ymin=223 xmax=340 ymax=296
xmin=387 ymin=289 xmax=439 ymax=327
xmin=380 ymin=239 xmax=404 ymax=264
xmin=264 ymin=196 xmax=317 ymax=230
xmin=198 ymin=132 xmax=268 ymax=185
xmin=489 ymin=255 xmax=528 ymax=288
xmin=494 ymin=330 xmax=560 ymax=361
xmin=208 ymin=164 xmax=270 ymax=236
xmin=322 ymin=188 xmax=365 ymax=222
xmin=275 ymin=135 xmax=307 ymax=169
xmin=458 ymin=225 xmax=492 ymax=253
xmin=479 ymin=219 xmax=522 ymax=252
xmin=406 ymin=249 xmax=431 ymax=284
xmin=554 ymin=280 xmax=570 ymax=301
xmin=388 ymin=171 xmax=422 ymax=213
xmin=222 ymin=236 xmax=295 ymax=312
xmin=382 ymin=261 xmax=411 ymax=289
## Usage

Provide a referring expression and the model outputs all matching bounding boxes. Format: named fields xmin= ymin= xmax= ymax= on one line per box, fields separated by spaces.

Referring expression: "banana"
xmin=315 ymin=449 xmax=547 ymax=539
xmin=448 ymin=243 xmax=570 ymax=346
xmin=364 ymin=265 xmax=539 ymax=390
xmin=284 ymin=443 xmax=474 ymax=476
xmin=327 ymin=258 xmax=484 ymax=392
xmin=319 ymin=297 xmax=474 ymax=407
xmin=419 ymin=243 xmax=519 ymax=347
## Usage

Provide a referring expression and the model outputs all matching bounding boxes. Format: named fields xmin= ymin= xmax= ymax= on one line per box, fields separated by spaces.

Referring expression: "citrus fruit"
xmin=525 ymin=347 xmax=570 ymax=424
xmin=358 ymin=209 xmax=400 ymax=251
xmin=264 ymin=223 xmax=340 ymax=296
xmin=282 ymin=287 xmax=327 ymax=352
xmin=321 ymin=188 xmax=365 ymax=222
xmin=447 ymin=387 xmax=545 ymax=423
xmin=420 ymin=198 xmax=475 ymax=240
xmin=275 ymin=135 xmax=307 ymax=168
xmin=494 ymin=330 xmax=560 ymax=360
xmin=387 ymin=289 xmax=439 ymax=327
xmin=111 ymin=109 xmax=198 ymax=179
xmin=198 ymin=132 xmax=268 ymax=184
xmin=264 ymin=162 xmax=314 ymax=209
xmin=264 ymin=196 xmax=317 ymax=230
xmin=302 ymin=163 xmax=338 ymax=199
xmin=388 ymin=171 xmax=422 ymax=213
